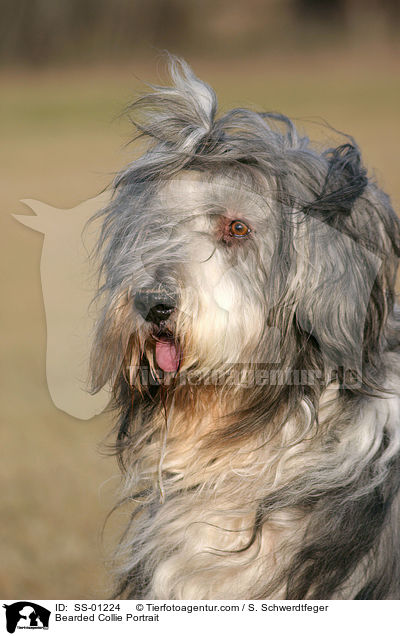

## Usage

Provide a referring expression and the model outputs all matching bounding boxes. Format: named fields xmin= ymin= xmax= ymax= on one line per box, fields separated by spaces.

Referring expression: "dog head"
xmin=91 ymin=58 xmax=400 ymax=431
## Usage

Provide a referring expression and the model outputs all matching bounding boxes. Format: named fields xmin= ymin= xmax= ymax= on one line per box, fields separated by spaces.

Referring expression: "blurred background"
xmin=1 ymin=0 xmax=400 ymax=599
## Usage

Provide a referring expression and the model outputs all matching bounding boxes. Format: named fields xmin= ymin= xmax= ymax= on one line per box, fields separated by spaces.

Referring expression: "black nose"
xmin=134 ymin=290 xmax=176 ymax=325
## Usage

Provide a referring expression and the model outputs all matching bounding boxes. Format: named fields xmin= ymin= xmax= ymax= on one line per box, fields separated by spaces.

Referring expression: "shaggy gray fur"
xmin=91 ymin=58 xmax=400 ymax=599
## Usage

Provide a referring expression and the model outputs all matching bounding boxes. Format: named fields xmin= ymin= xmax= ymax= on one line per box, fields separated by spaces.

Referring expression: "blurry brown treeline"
xmin=1 ymin=0 xmax=400 ymax=67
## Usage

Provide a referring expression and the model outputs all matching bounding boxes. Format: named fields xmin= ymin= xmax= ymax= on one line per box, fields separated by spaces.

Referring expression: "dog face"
xmin=91 ymin=58 xmax=400 ymax=410
xmin=118 ymin=171 xmax=279 ymax=379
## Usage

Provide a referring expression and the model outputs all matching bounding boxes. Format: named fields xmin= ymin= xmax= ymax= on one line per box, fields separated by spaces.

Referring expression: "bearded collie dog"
xmin=91 ymin=58 xmax=400 ymax=599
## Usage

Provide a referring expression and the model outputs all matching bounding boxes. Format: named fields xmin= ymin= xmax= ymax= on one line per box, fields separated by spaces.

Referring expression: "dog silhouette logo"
xmin=13 ymin=193 xmax=111 ymax=419
xmin=3 ymin=602 xmax=51 ymax=633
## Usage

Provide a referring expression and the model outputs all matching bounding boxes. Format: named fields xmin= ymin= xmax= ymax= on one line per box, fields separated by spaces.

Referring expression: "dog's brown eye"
xmin=229 ymin=220 xmax=251 ymax=238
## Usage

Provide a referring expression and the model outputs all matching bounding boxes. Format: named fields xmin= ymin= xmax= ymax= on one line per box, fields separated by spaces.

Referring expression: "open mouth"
xmin=153 ymin=332 xmax=182 ymax=373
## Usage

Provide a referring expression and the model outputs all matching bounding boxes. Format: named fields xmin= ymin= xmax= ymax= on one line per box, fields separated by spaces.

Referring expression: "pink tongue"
xmin=155 ymin=339 xmax=181 ymax=372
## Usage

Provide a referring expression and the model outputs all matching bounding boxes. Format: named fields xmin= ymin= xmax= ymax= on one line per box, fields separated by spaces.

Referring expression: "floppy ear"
xmin=292 ymin=144 xmax=386 ymax=381
xmin=293 ymin=215 xmax=382 ymax=378
xmin=304 ymin=143 xmax=368 ymax=222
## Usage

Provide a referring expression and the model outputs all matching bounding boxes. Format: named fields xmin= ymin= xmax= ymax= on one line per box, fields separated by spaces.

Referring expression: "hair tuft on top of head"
xmin=123 ymin=56 xmax=217 ymax=159
xmin=167 ymin=56 xmax=217 ymax=127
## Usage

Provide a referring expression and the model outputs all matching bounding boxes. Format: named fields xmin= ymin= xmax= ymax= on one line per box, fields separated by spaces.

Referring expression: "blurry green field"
xmin=1 ymin=51 xmax=400 ymax=599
